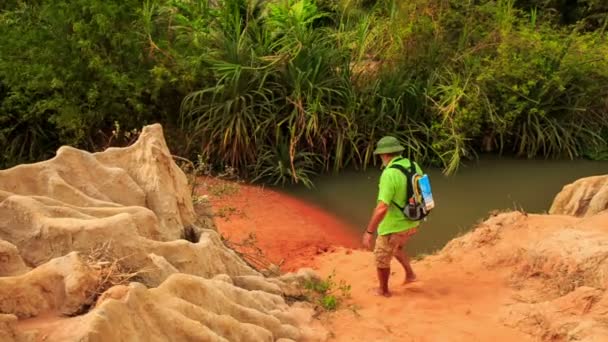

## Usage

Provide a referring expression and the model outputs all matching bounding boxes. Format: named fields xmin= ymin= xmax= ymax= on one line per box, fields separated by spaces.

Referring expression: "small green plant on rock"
xmin=303 ymin=270 xmax=351 ymax=312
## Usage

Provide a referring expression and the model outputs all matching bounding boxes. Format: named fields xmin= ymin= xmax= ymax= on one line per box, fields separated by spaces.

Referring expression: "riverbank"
xmin=200 ymin=175 xmax=608 ymax=341
xmin=197 ymin=177 xmax=361 ymax=271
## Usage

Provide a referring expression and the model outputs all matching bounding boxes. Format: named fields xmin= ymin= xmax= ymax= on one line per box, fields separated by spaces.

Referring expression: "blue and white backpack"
xmin=389 ymin=158 xmax=435 ymax=221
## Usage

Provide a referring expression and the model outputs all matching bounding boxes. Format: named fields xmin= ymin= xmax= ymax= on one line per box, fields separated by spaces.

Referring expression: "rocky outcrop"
xmin=0 ymin=240 xmax=29 ymax=276
xmin=0 ymin=314 xmax=21 ymax=342
xmin=36 ymin=274 xmax=323 ymax=342
xmin=550 ymin=175 xmax=608 ymax=217
xmin=0 ymin=125 xmax=257 ymax=283
xmin=83 ymin=274 xmax=302 ymax=341
xmin=0 ymin=252 xmax=98 ymax=318
xmin=502 ymin=286 xmax=608 ymax=341
xmin=0 ymin=124 xmax=326 ymax=341
xmin=436 ymin=208 xmax=608 ymax=341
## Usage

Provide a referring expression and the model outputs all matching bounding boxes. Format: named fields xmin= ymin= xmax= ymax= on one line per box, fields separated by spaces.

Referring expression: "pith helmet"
xmin=373 ymin=136 xmax=405 ymax=155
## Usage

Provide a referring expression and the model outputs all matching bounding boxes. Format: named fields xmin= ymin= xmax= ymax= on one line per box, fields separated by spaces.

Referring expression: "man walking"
xmin=362 ymin=136 xmax=422 ymax=297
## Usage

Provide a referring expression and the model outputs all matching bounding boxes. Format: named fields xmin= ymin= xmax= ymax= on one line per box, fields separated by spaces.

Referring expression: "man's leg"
xmin=395 ymin=247 xmax=416 ymax=283
xmin=393 ymin=228 xmax=418 ymax=283
xmin=373 ymin=234 xmax=392 ymax=297
xmin=376 ymin=267 xmax=391 ymax=297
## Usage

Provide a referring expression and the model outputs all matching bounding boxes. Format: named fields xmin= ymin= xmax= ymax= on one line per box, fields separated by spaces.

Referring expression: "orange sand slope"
xmin=317 ymin=211 xmax=608 ymax=341
xmin=315 ymin=249 xmax=529 ymax=342
xmin=204 ymin=177 xmax=608 ymax=341
xmin=200 ymin=178 xmax=360 ymax=271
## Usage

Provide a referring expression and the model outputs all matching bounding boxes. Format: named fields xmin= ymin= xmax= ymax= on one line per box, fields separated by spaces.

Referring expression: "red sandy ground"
xmin=200 ymin=179 xmax=531 ymax=341
xmin=198 ymin=177 xmax=360 ymax=271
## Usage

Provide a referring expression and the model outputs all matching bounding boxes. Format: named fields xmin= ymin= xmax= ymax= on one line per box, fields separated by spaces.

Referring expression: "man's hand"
xmin=362 ymin=231 xmax=373 ymax=250
xmin=362 ymin=201 xmax=389 ymax=250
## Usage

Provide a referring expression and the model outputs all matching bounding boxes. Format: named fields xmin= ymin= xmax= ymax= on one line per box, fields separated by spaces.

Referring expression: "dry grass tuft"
xmin=69 ymin=242 xmax=147 ymax=316
xmin=86 ymin=242 xmax=142 ymax=295
xmin=222 ymin=233 xmax=282 ymax=277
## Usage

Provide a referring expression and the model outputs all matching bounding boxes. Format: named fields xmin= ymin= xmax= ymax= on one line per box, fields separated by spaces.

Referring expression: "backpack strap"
xmin=389 ymin=160 xmax=417 ymax=211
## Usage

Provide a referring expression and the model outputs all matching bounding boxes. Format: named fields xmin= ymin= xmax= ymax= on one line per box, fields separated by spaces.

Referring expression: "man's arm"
xmin=365 ymin=201 xmax=389 ymax=235
xmin=363 ymin=169 xmax=395 ymax=248
xmin=362 ymin=201 xmax=389 ymax=249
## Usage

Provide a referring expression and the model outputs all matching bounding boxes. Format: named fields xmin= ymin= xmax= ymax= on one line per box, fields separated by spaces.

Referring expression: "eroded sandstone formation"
xmin=0 ymin=124 xmax=326 ymax=342
xmin=550 ymin=175 xmax=608 ymax=217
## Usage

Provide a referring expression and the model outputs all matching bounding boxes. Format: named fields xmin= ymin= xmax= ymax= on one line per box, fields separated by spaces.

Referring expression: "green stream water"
xmin=284 ymin=156 xmax=607 ymax=256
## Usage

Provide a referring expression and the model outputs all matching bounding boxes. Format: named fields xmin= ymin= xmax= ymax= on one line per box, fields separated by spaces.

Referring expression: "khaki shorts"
xmin=374 ymin=228 xmax=418 ymax=269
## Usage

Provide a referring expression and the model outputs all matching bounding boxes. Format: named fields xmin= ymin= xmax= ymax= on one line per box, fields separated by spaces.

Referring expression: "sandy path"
xmin=313 ymin=249 xmax=531 ymax=341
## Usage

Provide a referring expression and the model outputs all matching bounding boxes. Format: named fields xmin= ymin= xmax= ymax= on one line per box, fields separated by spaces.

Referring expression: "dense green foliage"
xmin=1 ymin=0 xmax=607 ymax=186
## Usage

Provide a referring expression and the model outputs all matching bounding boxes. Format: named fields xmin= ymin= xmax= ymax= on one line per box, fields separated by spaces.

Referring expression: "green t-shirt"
xmin=376 ymin=156 xmax=423 ymax=236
